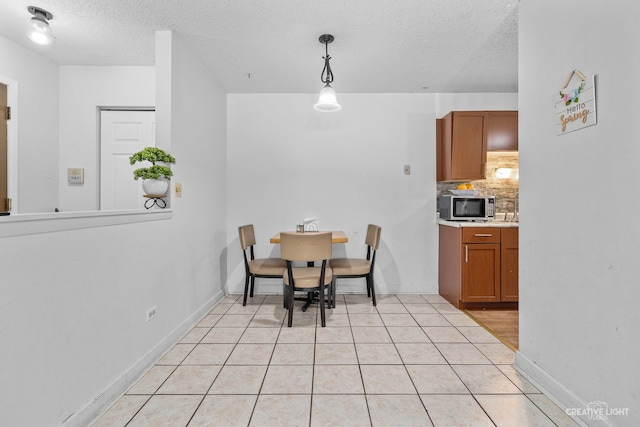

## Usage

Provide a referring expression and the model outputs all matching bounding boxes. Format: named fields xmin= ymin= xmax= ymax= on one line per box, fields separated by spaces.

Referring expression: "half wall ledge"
xmin=0 ymin=209 xmax=173 ymax=238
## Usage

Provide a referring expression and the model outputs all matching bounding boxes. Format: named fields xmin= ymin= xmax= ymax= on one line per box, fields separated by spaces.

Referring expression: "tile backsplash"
xmin=437 ymin=152 xmax=519 ymax=213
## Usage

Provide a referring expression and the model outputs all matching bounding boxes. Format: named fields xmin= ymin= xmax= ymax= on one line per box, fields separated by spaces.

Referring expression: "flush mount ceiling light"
xmin=313 ymin=34 xmax=341 ymax=112
xmin=27 ymin=6 xmax=54 ymax=45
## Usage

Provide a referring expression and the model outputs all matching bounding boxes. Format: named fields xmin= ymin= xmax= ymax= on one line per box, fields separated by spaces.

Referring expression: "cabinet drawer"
xmin=462 ymin=227 xmax=501 ymax=243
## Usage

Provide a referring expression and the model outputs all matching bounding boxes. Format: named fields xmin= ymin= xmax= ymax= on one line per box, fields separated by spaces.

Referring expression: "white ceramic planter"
xmin=142 ymin=177 xmax=169 ymax=196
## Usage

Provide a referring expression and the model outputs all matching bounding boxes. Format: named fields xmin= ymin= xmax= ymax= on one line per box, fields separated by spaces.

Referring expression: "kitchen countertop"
xmin=437 ymin=219 xmax=519 ymax=228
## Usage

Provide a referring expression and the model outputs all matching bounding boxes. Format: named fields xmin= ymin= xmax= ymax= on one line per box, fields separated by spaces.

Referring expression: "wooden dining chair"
xmin=329 ymin=224 xmax=382 ymax=306
xmin=238 ymin=224 xmax=286 ymax=306
xmin=280 ymin=231 xmax=333 ymax=327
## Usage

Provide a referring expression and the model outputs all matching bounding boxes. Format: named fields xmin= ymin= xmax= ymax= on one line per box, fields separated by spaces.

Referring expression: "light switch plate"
xmin=67 ymin=168 xmax=84 ymax=185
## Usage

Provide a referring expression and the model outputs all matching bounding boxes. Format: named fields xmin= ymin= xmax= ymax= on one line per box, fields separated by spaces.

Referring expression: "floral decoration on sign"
xmin=559 ymin=82 xmax=585 ymax=106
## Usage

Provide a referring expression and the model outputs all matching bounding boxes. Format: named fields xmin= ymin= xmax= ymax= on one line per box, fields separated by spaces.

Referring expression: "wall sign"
xmin=555 ymin=70 xmax=597 ymax=135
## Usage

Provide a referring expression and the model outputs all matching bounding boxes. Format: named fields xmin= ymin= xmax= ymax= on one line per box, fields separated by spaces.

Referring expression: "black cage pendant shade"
xmin=313 ymin=34 xmax=342 ymax=112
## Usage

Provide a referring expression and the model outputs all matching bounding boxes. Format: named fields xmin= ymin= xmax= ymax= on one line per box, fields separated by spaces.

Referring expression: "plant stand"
xmin=144 ymin=194 xmax=167 ymax=209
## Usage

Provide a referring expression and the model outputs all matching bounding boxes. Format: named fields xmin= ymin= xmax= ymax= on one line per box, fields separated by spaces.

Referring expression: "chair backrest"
xmin=365 ymin=224 xmax=382 ymax=250
xmin=280 ymin=231 xmax=332 ymax=262
xmin=238 ymin=224 xmax=257 ymax=250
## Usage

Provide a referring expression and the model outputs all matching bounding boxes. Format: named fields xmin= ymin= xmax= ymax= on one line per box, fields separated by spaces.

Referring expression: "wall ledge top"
xmin=0 ymin=209 xmax=173 ymax=238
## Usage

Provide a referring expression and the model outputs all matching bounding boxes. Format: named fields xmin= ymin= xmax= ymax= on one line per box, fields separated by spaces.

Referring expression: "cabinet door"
xmin=438 ymin=225 xmax=463 ymax=307
xmin=462 ymin=243 xmax=501 ymax=302
xmin=487 ymin=111 xmax=518 ymax=151
xmin=451 ymin=112 xmax=487 ymax=180
xmin=436 ymin=118 xmax=444 ymax=182
xmin=438 ymin=112 xmax=487 ymax=182
xmin=500 ymin=228 xmax=519 ymax=301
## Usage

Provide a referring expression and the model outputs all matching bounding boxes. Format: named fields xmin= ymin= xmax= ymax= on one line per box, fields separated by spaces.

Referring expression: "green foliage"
xmin=129 ymin=147 xmax=176 ymax=180
xmin=132 ymin=165 xmax=174 ymax=180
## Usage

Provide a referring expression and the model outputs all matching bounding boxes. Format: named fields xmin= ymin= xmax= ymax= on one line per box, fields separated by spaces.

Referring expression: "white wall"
xmin=158 ymin=30 xmax=228 ymax=305
xmin=226 ymin=93 xmax=438 ymax=295
xmin=0 ymin=32 xmax=228 ymax=427
xmin=517 ymin=1 xmax=639 ymax=425
xmin=0 ymin=35 xmax=59 ymax=213
xmin=58 ymin=66 xmax=156 ymax=212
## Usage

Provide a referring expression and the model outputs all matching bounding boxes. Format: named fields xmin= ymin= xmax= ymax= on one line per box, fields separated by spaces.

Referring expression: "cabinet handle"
xmin=474 ymin=233 xmax=493 ymax=237
xmin=465 ymin=245 xmax=468 ymax=263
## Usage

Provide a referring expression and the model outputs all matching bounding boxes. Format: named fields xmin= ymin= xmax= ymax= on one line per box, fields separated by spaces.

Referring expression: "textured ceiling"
xmin=0 ymin=0 xmax=519 ymax=94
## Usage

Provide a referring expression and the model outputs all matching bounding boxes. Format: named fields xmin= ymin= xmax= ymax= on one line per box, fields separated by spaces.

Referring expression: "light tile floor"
xmin=92 ymin=294 xmax=578 ymax=426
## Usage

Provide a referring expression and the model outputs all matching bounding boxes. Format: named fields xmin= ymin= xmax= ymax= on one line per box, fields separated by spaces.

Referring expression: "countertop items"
xmin=437 ymin=219 xmax=518 ymax=228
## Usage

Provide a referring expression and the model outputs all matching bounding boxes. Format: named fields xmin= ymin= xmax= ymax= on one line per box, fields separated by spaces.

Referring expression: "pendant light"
xmin=313 ymin=34 xmax=342 ymax=112
xmin=27 ymin=6 xmax=54 ymax=46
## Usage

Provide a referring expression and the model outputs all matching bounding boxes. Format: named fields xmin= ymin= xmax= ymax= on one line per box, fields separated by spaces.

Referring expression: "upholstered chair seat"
xmin=248 ymin=258 xmax=288 ymax=276
xmin=282 ymin=267 xmax=333 ymax=288
xmin=329 ymin=258 xmax=371 ymax=276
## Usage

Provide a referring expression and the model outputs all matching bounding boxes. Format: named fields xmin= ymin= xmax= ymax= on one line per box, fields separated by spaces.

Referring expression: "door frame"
xmin=0 ymin=74 xmax=18 ymax=213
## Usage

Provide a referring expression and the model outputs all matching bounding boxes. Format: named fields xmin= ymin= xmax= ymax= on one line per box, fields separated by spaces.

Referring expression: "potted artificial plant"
xmin=129 ymin=147 xmax=176 ymax=196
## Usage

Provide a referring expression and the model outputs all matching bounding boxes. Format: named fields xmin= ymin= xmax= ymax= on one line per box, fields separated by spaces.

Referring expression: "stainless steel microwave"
xmin=439 ymin=195 xmax=495 ymax=221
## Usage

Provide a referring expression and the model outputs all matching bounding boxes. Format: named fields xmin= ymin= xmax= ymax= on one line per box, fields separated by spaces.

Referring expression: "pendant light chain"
xmin=321 ymin=41 xmax=334 ymax=85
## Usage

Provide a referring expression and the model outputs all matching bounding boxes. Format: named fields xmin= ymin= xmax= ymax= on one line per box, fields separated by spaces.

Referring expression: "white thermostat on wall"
xmin=67 ymin=168 xmax=84 ymax=185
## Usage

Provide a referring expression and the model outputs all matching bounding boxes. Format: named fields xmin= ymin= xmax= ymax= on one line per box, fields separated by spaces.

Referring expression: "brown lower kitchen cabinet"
xmin=439 ymin=224 xmax=518 ymax=308
xmin=462 ymin=228 xmax=501 ymax=303
xmin=500 ymin=227 xmax=519 ymax=301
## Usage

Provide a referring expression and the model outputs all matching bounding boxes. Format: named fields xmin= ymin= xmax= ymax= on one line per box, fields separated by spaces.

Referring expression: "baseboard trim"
xmin=65 ymin=289 xmax=225 ymax=427
xmin=515 ymin=352 xmax=614 ymax=427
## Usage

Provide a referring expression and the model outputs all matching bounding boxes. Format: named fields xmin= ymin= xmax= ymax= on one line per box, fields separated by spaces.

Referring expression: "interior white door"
xmin=100 ymin=110 xmax=155 ymax=210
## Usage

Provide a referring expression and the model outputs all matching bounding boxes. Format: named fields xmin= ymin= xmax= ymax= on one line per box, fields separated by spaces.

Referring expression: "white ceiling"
xmin=0 ymin=0 xmax=519 ymax=94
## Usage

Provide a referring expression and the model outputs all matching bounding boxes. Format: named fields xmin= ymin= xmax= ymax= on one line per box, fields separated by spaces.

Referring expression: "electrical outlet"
xmin=146 ymin=305 xmax=157 ymax=322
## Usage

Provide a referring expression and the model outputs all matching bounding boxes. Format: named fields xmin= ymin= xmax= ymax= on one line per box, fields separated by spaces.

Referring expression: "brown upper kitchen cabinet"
xmin=436 ymin=110 xmax=519 ymax=182
xmin=437 ymin=111 xmax=488 ymax=182
xmin=436 ymin=118 xmax=443 ymax=181
xmin=486 ymin=111 xmax=518 ymax=151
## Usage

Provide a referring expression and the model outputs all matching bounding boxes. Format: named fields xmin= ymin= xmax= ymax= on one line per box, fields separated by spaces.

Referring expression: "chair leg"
xmin=319 ymin=285 xmax=326 ymax=327
xmin=368 ymin=274 xmax=377 ymax=306
xmin=242 ymin=275 xmax=250 ymax=306
xmin=287 ymin=286 xmax=294 ymax=327
xmin=366 ymin=276 xmax=371 ymax=297
xmin=282 ymin=284 xmax=287 ymax=308
xmin=331 ymin=278 xmax=337 ymax=308
xmin=249 ymin=276 xmax=255 ymax=297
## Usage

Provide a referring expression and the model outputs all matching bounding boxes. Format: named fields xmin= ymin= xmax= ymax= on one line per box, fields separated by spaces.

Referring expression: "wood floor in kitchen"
xmin=464 ymin=309 xmax=519 ymax=350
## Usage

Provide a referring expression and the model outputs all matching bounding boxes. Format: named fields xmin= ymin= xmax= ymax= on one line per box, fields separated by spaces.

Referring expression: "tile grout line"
xmin=96 ymin=294 xmax=569 ymax=426
xmin=346 ymin=297 xmax=375 ymax=427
